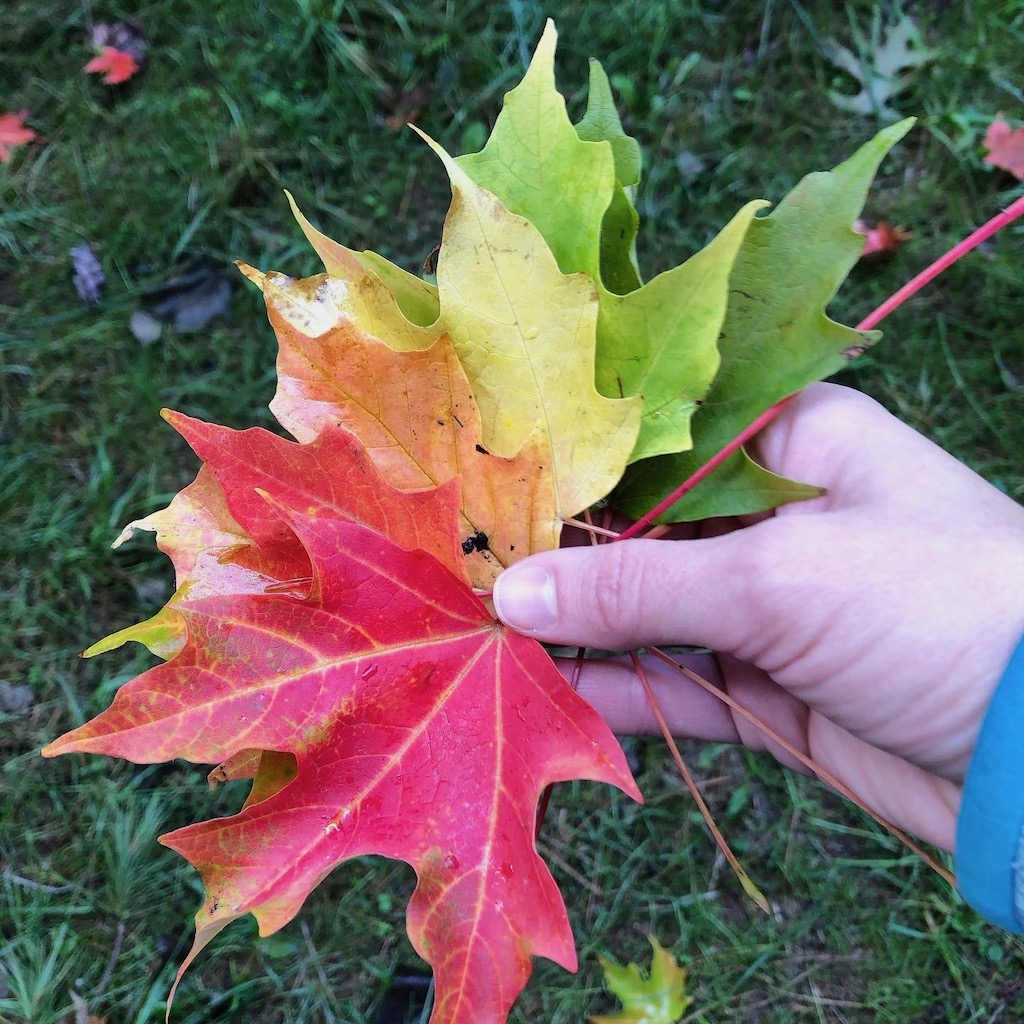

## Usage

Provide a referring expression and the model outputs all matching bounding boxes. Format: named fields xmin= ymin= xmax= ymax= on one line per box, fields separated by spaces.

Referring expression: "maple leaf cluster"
xmin=44 ymin=22 xmax=915 ymax=1024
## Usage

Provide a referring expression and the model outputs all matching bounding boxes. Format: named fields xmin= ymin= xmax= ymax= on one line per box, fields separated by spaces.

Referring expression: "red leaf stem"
xmin=857 ymin=193 xmax=1024 ymax=332
xmin=622 ymin=193 xmax=1024 ymax=540
xmin=617 ymin=397 xmax=796 ymax=540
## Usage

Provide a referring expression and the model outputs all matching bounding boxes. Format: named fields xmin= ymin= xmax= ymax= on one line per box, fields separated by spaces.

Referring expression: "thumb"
xmin=492 ymin=531 xmax=772 ymax=655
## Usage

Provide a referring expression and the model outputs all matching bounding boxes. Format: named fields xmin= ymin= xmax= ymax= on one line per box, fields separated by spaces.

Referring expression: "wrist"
xmin=955 ymin=632 xmax=1024 ymax=933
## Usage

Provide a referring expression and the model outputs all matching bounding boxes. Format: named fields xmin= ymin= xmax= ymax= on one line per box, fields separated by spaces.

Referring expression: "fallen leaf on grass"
xmin=982 ymin=118 xmax=1024 ymax=180
xmin=84 ymin=46 xmax=140 ymax=85
xmin=854 ymin=218 xmax=912 ymax=256
xmin=823 ymin=14 xmax=933 ymax=120
xmin=591 ymin=937 xmax=692 ymax=1024
xmin=70 ymin=243 xmax=105 ymax=304
xmin=0 ymin=109 xmax=36 ymax=162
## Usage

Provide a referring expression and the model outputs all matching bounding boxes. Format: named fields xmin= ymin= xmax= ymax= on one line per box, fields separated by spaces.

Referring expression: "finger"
xmin=565 ymin=651 xmax=739 ymax=740
xmin=570 ymin=651 xmax=811 ymax=773
xmin=804 ymin=713 xmax=960 ymax=852
xmin=492 ymin=517 xmax=808 ymax=655
xmin=571 ymin=652 xmax=959 ymax=851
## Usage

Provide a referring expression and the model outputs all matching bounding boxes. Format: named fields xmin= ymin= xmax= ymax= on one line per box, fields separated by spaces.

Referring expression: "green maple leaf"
xmin=574 ymin=55 xmax=643 ymax=294
xmin=456 ymin=19 xmax=755 ymax=463
xmin=615 ymin=116 xmax=915 ymax=522
xmin=590 ymin=937 xmax=693 ymax=1024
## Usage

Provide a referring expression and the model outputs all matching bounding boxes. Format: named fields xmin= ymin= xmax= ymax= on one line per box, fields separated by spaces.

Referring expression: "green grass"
xmin=3 ymin=1 xmax=1024 ymax=1022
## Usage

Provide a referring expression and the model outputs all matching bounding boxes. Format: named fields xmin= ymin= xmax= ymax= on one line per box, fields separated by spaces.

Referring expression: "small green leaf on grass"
xmin=591 ymin=936 xmax=693 ymax=1024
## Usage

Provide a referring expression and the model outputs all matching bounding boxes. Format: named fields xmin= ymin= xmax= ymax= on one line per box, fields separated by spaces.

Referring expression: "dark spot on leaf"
xmin=436 ymin=419 xmax=445 ymax=426
xmin=475 ymin=444 xmax=489 ymax=455
xmin=461 ymin=531 xmax=490 ymax=555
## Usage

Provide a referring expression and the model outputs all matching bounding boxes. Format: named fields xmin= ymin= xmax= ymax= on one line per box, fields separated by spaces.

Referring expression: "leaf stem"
xmin=623 ymin=193 xmax=1024 ymax=537
xmin=562 ymin=517 xmax=621 ymax=539
xmin=857 ymin=192 xmax=1024 ymax=331
xmin=618 ymin=399 xmax=795 ymax=540
xmin=647 ymin=646 xmax=955 ymax=885
xmin=629 ymin=651 xmax=771 ymax=913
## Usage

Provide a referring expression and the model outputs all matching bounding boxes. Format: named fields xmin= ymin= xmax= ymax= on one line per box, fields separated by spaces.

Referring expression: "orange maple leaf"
xmin=83 ymin=46 xmax=140 ymax=85
xmin=253 ymin=267 xmax=561 ymax=588
xmin=0 ymin=109 xmax=36 ymax=162
xmin=983 ymin=118 xmax=1024 ymax=180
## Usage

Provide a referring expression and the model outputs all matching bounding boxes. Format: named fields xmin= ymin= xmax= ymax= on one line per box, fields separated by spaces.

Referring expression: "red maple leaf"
xmin=44 ymin=440 xmax=640 ymax=1024
xmin=92 ymin=413 xmax=470 ymax=660
xmin=0 ymin=110 xmax=36 ymax=163
xmin=163 ymin=410 xmax=468 ymax=587
xmin=982 ymin=118 xmax=1024 ymax=180
xmin=83 ymin=46 xmax=140 ymax=85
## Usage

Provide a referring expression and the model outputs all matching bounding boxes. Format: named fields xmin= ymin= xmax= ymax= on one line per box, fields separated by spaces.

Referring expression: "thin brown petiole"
xmin=562 ymin=516 xmax=621 ymax=539
xmin=647 ymin=646 xmax=955 ymax=886
xmin=629 ymin=650 xmax=771 ymax=913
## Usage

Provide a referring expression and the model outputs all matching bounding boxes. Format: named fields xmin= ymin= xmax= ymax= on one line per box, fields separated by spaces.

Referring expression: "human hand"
xmin=492 ymin=383 xmax=1024 ymax=850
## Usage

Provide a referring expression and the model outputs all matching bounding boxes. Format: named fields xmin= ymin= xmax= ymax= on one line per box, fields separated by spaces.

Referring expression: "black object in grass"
xmin=373 ymin=966 xmax=432 ymax=1024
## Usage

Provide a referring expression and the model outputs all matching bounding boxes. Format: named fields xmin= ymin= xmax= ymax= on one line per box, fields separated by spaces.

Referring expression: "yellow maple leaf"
xmin=419 ymin=130 xmax=643 ymax=520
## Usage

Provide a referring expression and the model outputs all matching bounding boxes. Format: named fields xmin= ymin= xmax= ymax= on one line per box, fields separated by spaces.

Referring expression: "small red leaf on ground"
xmin=854 ymin=218 xmax=912 ymax=257
xmin=983 ymin=118 xmax=1024 ymax=180
xmin=84 ymin=46 xmax=140 ymax=85
xmin=0 ymin=110 xmax=36 ymax=162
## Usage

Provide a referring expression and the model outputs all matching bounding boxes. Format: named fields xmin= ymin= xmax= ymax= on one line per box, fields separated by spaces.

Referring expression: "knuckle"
xmin=586 ymin=541 xmax=651 ymax=646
